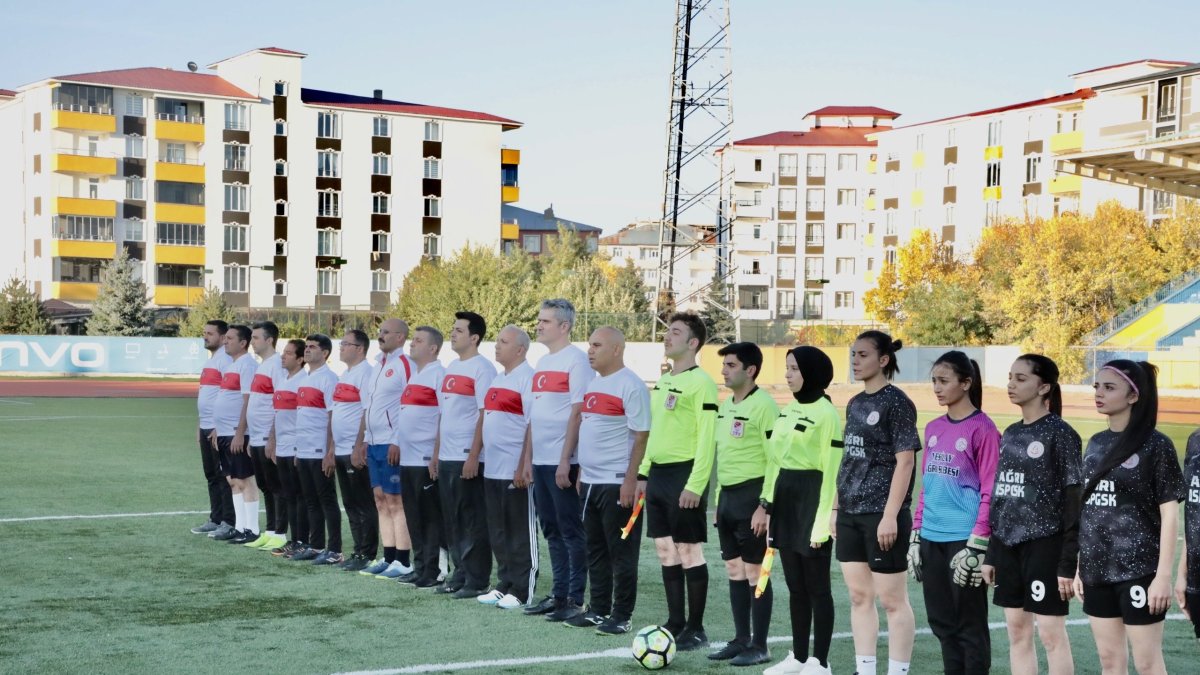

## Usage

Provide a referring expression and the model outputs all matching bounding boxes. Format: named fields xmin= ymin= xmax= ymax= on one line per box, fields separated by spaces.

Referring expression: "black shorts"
xmin=1188 ymin=591 xmax=1200 ymax=638
xmin=835 ymin=509 xmax=911 ymax=574
xmin=1082 ymin=575 xmax=1164 ymax=625
xmin=716 ymin=478 xmax=766 ymax=564
xmin=645 ymin=460 xmax=707 ymax=544
xmin=217 ymin=435 xmax=255 ymax=480
xmin=989 ymin=533 xmax=1070 ymax=616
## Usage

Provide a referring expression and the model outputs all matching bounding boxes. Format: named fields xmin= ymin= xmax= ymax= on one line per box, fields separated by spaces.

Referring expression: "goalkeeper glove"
xmin=950 ymin=534 xmax=989 ymax=588
xmin=906 ymin=530 xmax=922 ymax=583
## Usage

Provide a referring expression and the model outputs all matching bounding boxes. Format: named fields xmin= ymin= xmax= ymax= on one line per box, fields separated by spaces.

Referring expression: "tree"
xmin=904 ymin=278 xmax=993 ymax=346
xmin=863 ymin=228 xmax=960 ymax=336
xmin=1146 ymin=199 xmax=1200 ymax=279
xmin=87 ymin=248 xmax=153 ymax=336
xmin=699 ymin=272 xmax=736 ymax=344
xmin=0 ymin=277 xmax=50 ymax=335
xmin=177 ymin=286 xmax=237 ymax=337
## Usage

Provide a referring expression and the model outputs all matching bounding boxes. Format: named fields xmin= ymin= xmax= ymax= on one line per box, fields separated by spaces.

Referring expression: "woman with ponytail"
xmin=1073 ymin=360 xmax=1184 ymax=675
xmin=981 ymin=354 xmax=1082 ymax=675
xmin=909 ymin=350 xmax=999 ymax=675
xmin=834 ymin=331 xmax=920 ymax=675
xmin=1176 ymin=426 xmax=1200 ymax=645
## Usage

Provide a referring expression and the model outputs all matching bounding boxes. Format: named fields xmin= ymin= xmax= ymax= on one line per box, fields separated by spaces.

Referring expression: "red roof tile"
xmin=258 ymin=47 xmax=307 ymax=57
xmin=733 ymin=126 xmax=887 ymax=147
xmin=887 ymin=89 xmax=1096 ymax=131
xmin=807 ymin=105 xmax=900 ymax=118
xmin=52 ymin=67 xmax=256 ymax=100
xmin=1071 ymin=59 xmax=1190 ymax=77
xmin=0 ymin=88 xmax=16 ymax=98
xmin=302 ymin=89 xmax=521 ymax=129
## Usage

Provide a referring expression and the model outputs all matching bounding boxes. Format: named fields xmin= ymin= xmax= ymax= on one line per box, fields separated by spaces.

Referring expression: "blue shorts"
xmin=367 ymin=444 xmax=402 ymax=494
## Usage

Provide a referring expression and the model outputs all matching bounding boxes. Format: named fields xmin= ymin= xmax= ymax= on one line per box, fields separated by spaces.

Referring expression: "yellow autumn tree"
xmin=863 ymin=228 xmax=959 ymax=336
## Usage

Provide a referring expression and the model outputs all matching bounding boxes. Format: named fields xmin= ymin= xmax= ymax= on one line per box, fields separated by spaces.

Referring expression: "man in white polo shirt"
xmin=477 ymin=325 xmax=537 ymax=610
xmin=212 ymin=325 xmax=262 ymax=544
xmin=245 ymin=321 xmax=287 ymax=551
xmin=267 ymin=338 xmax=309 ymax=557
xmin=292 ymin=334 xmax=342 ymax=565
xmin=192 ymin=320 xmax=234 ymax=537
xmin=432 ymin=311 xmax=497 ymax=598
xmin=331 ymin=329 xmax=378 ymax=572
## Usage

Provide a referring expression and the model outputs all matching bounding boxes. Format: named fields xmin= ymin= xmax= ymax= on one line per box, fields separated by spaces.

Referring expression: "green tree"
xmin=863 ymin=228 xmax=960 ymax=337
xmin=0 ymin=277 xmax=51 ymax=335
xmin=177 ymin=286 xmax=236 ymax=337
xmin=903 ymin=278 xmax=993 ymax=346
xmin=699 ymin=272 xmax=736 ymax=345
xmin=87 ymin=248 xmax=153 ymax=336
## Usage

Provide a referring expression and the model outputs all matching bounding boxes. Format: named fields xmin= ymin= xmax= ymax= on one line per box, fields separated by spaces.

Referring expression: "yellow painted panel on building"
xmin=865 ymin=270 xmax=877 ymax=284
xmin=1048 ymin=174 xmax=1082 ymax=195
xmin=983 ymin=186 xmax=1002 ymax=201
xmin=155 ymin=119 xmax=205 ymax=143
xmin=1050 ymin=131 xmax=1083 ymax=154
xmin=866 ymin=159 xmax=877 ymax=174
xmin=51 ymin=240 xmax=116 ymax=259
xmin=864 ymin=233 xmax=876 ymax=247
xmin=156 ymin=245 xmax=206 ymax=265
xmin=51 ymin=281 xmax=100 ymax=302
xmin=154 ymin=286 xmax=205 ymax=306
xmin=156 ymin=161 xmax=205 ymax=183
xmin=865 ymin=196 xmax=877 ymax=211
xmin=911 ymin=190 xmax=925 ymax=207
xmin=984 ymin=145 xmax=1004 ymax=161
xmin=51 ymin=109 xmax=116 ymax=133
xmin=912 ymin=151 xmax=925 ymax=169
xmin=501 ymin=148 xmax=521 ymax=165
xmin=54 ymin=197 xmax=117 ymax=218
xmin=500 ymin=223 xmax=519 ymax=240
xmin=52 ymin=154 xmax=117 ymax=176
xmin=502 ymin=185 xmax=519 ymax=203
xmin=156 ymin=203 xmax=205 ymax=224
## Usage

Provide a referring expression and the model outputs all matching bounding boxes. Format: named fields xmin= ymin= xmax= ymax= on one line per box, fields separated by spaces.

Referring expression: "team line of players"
xmin=189 ymin=303 xmax=1200 ymax=675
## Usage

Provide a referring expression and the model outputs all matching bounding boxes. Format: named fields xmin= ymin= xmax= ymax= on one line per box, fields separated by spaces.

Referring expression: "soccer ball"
xmin=631 ymin=625 xmax=676 ymax=670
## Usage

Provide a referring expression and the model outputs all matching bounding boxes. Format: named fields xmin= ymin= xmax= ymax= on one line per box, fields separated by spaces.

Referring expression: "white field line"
xmin=338 ymin=615 xmax=1190 ymax=675
xmin=0 ymin=414 xmax=194 ymax=422
xmin=0 ymin=398 xmax=35 ymax=405
xmin=0 ymin=510 xmax=208 ymax=523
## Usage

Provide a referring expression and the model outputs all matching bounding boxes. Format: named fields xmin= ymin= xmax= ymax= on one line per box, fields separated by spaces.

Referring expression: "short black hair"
xmin=306 ymin=333 xmax=333 ymax=355
xmin=345 ymin=329 xmax=369 ymax=349
xmin=669 ymin=311 xmax=706 ymax=351
xmin=252 ymin=321 xmax=279 ymax=346
xmin=284 ymin=338 xmax=306 ymax=362
xmin=228 ymin=324 xmax=251 ymax=345
xmin=717 ymin=342 xmax=764 ymax=379
xmin=206 ymin=320 xmax=229 ymax=334
xmin=455 ymin=311 xmax=487 ymax=346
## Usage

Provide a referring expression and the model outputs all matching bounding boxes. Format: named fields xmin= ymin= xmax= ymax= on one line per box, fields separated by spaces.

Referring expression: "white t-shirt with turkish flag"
xmin=247 ymin=353 xmax=283 ymax=445
xmin=365 ymin=350 xmax=412 ymax=445
xmin=332 ymin=359 xmax=372 ymax=456
xmin=395 ymin=361 xmax=445 ymax=467
xmin=483 ymin=362 xmax=535 ymax=480
xmin=272 ymin=368 xmax=304 ymax=458
xmin=578 ymin=367 xmax=651 ymax=485
xmin=530 ymin=345 xmax=595 ymax=466
xmin=295 ymin=364 xmax=338 ymax=459
xmin=197 ymin=346 xmax=232 ymax=429
xmin=438 ymin=354 xmax=497 ymax=460
xmin=214 ymin=352 xmax=258 ymax=437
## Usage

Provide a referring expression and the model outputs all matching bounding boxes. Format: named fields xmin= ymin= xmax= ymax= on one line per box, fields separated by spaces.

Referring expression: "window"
xmin=805 ymin=222 xmax=824 ymax=246
xmin=753 ymin=158 xmax=762 ymax=172
xmin=274 ymin=280 xmax=288 ymax=296
xmin=373 ymin=154 xmax=391 ymax=176
xmin=223 ymin=224 xmax=248 ymax=252
xmin=275 ymin=239 xmax=288 ymax=256
xmin=987 ymin=120 xmax=1003 ymax=146
xmin=316 ymin=151 xmax=340 ymax=177
xmin=752 ymin=223 xmax=762 ymax=239
xmin=1157 ymin=81 xmax=1178 ymax=122
xmin=640 ymin=248 xmax=659 ymax=260
xmin=53 ymin=257 xmax=106 ymax=283
xmin=866 ymin=257 xmax=875 ymax=271
xmin=806 ymin=188 xmax=825 ymax=212
xmin=986 ymin=161 xmax=1001 ymax=188
xmin=126 ymin=95 xmax=145 ymax=118
xmin=884 ymin=247 xmax=897 ymax=266
xmin=1057 ymin=111 xmax=1079 ymax=133
xmin=424 ymin=196 xmax=440 ymax=218
xmin=523 ymin=234 xmax=542 ymax=253
xmin=224 ymin=103 xmax=248 ymax=131
xmin=1152 ymin=190 xmax=1174 ymax=215
xmin=915 ymin=134 xmax=924 ymax=151
xmin=372 ymin=193 xmax=389 ymax=215
xmin=913 ymin=210 xmax=923 ymax=228
xmin=424 ymin=120 xmax=441 ymax=141
xmin=586 ymin=237 xmax=598 ymax=253
xmin=611 ymin=247 xmax=623 ymax=258
xmin=125 ymin=135 xmax=145 ymax=159
xmin=777 ymin=256 xmax=796 ymax=279
xmin=372 ymin=117 xmax=390 ymax=137
xmin=837 ymin=153 xmax=857 ymax=172
xmin=1054 ymin=195 xmax=1080 ymax=216
xmin=370 ymin=269 xmax=390 ymax=292
xmin=835 ymin=291 xmax=855 ymax=309
xmin=778 ymin=154 xmax=798 ymax=177
xmin=739 ymin=288 xmax=766 ymax=310
xmin=777 ymin=222 xmax=796 ymax=246
xmin=318 ymin=191 xmax=341 ymax=217
xmin=223 ymin=184 xmax=249 ymax=211
xmin=423 ymin=233 xmax=441 ymax=258
xmin=837 ymin=189 xmax=857 ymax=206
xmin=372 ymin=231 xmax=390 ymax=253
xmin=806 ymin=153 xmax=826 ymax=177
xmin=1025 ymin=155 xmax=1041 ymax=183
xmin=423 ymin=157 xmax=440 ymax=179
xmin=317 ymin=269 xmax=340 ymax=295
xmin=156 ymin=222 xmax=205 ymax=246
xmin=317 ymin=112 xmax=340 ymax=138
xmin=778 ymin=188 xmax=797 ymax=212
xmin=885 ymin=211 xmax=896 ymax=235
xmin=945 ymin=205 xmax=955 ymax=225
xmin=985 ymin=201 xmax=1001 ymax=225
xmin=52 ymin=216 xmax=114 ymax=241
xmin=275 ymin=160 xmax=288 ymax=176
xmin=126 ymin=177 xmax=144 ymax=200
xmin=946 ymin=165 xmax=956 ymax=184
xmin=164 ymin=143 xmax=185 ymax=164
xmin=274 ymin=81 xmax=288 ymax=96
xmin=837 ymin=223 xmax=856 ymax=240
xmin=88 ymin=178 xmax=99 ymax=199
xmin=751 ymin=190 xmax=763 ymax=206
xmin=1023 ymin=194 xmax=1039 ymax=215
xmin=836 ymin=257 xmax=855 ymax=275
xmin=224 ymin=144 xmax=248 ymax=171
xmin=804 ymin=291 xmax=823 ymax=319
xmin=275 ymin=200 xmax=288 ymax=217
xmin=317 ymin=229 xmax=341 ymax=256
xmin=778 ymin=290 xmax=796 ymax=315
xmin=274 ymin=119 xmax=287 ymax=136
xmin=224 ymin=265 xmax=247 ymax=292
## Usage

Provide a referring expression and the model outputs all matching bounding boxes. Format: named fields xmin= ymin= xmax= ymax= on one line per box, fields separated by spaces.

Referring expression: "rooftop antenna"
xmin=187 ymin=62 xmax=198 ymax=73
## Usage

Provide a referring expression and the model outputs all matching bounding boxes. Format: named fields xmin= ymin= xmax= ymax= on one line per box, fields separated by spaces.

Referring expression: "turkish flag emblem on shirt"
xmin=220 ymin=372 xmax=241 ymax=391
xmin=333 ymin=383 xmax=361 ymax=402
xmin=401 ymin=384 xmax=439 ymax=407
xmin=273 ymin=390 xmax=298 ymax=410
xmin=532 ymin=371 xmax=569 ymax=393
xmin=583 ymin=392 xmax=625 ymax=417
xmin=297 ymin=387 xmax=326 ymax=409
xmin=200 ymin=367 xmax=222 ymax=386
xmin=441 ymin=376 xmax=476 ymax=396
xmin=485 ymin=387 xmax=524 ymax=414
xmin=251 ymin=373 xmax=274 ymax=395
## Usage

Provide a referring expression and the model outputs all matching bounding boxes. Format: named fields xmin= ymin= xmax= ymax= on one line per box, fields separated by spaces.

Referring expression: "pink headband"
xmin=1100 ymin=365 xmax=1139 ymax=396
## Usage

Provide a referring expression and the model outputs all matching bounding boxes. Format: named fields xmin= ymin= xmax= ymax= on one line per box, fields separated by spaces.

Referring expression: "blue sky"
xmin=4 ymin=1 xmax=1198 ymax=232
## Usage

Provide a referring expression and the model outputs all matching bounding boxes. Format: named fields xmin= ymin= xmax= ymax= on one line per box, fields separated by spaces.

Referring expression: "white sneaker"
xmin=799 ymin=657 xmax=831 ymax=674
xmin=763 ymin=651 xmax=804 ymax=675
xmin=496 ymin=593 xmax=523 ymax=609
xmin=476 ymin=589 xmax=504 ymax=605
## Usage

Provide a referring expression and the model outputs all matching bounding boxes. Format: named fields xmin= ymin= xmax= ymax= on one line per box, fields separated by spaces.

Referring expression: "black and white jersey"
xmin=990 ymin=414 xmax=1083 ymax=546
xmin=1184 ymin=429 xmax=1200 ymax=594
xmin=837 ymin=384 xmax=922 ymax=515
xmin=1078 ymin=429 xmax=1185 ymax=585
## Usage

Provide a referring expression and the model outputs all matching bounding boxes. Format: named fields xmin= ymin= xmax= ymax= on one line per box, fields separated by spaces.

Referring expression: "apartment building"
xmin=601 ymin=221 xmax=716 ymax=310
xmin=500 ymin=204 xmax=601 ymax=256
xmin=721 ymin=106 xmax=898 ymax=322
xmin=0 ymin=47 xmax=521 ymax=311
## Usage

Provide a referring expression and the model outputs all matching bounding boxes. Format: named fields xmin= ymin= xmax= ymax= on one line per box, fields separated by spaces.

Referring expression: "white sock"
xmin=856 ymin=655 xmax=877 ymax=675
xmin=245 ymin=500 xmax=260 ymax=534
xmin=232 ymin=493 xmax=246 ymax=531
xmin=886 ymin=660 xmax=910 ymax=675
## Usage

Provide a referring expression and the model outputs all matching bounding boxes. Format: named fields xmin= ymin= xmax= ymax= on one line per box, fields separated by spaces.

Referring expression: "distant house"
xmin=500 ymin=205 xmax=602 ymax=256
xmin=600 ymin=221 xmax=717 ymax=310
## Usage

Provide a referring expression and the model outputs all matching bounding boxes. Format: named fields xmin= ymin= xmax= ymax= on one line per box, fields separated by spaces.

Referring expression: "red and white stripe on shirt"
xmin=437 ymin=355 xmax=497 ymax=458
xmin=365 ymin=351 xmax=412 ymax=445
xmin=332 ymin=360 xmax=373 ymax=456
xmin=482 ymin=362 xmax=534 ymax=480
xmin=529 ymin=345 xmax=595 ymax=466
xmin=272 ymin=369 xmax=304 ymax=458
xmin=214 ymin=352 xmax=258 ymax=437
xmin=295 ymin=365 xmax=338 ymax=459
xmin=197 ymin=346 xmax=232 ymax=429
xmin=395 ymin=361 xmax=445 ymax=467
xmin=247 ymin=353 xmax=283 ymax=445
xmin=578 ymin=367 xmax=652 ymax=485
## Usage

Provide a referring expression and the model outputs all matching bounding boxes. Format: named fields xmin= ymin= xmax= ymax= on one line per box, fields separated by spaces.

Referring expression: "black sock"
xmin=662 ymin=564 xmax=685 ymax=635
xmin=397 ymin=549 xmax=411 ymax=566
xmin=751 ymin=581 xmax=772 ymax=649
xmin=684 ymin=564 xmax=709 ymax=632
xmin=384 ymin=546 xmax=397 ymax=563
xmin=729 ymin=579 xmax=751 ymax=643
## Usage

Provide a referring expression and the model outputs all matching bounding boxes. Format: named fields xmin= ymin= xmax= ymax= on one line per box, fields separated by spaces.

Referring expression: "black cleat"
xmin=675 ymin=627 xmax=709 ymax=651
xmin=729 ymin=645 xmax=771 ymax=666
xmin=523 ymin=595 xmax=557 ymax=615
xmin=708 ymin=639 xmax=749 ymax=660
xmin=546 ymin=599 xmax=583 ymax=622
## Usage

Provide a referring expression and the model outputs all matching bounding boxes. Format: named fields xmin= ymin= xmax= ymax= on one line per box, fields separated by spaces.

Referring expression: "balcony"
xmin=51 ymin=105 xmax=116 ymax=134
xmin=739 ymin=308 xmax=773 ymax=321
xmin=865 ymin=196 xmax=877 ymax=210
xmin=54 ymin=197 xmax=116 ymax=218
xmin=912 ymin=151 xmax=926 ymax=169
xmin=866 ymin=158 xmax=877 ymax=174
xmin=983 ymin=186 xmax=1002 ymax=201
xmin=52 ymin=152 xmax=117 ymax=176
xmin=156 ymin=158 xmax=205 ymax=183
xmin=731 ymin=235 xmax=773 ymax=252
xmin=735 ymin=168 xmax=775 ymax=185
xmin=502 ymin=185 xmax=520 ymax=203
xmin=50 ymin=281 xmax=100 ymax=302
xmin=734 ymin=201 xmax=773 ymax=219
xmin=1050 ymin=131 xmax=1084 ymax=154
xmin=156 ymin=245 xmax=206 ymax=265
xmin=501 ymin=148 xmax=521 ymax=165
xmin=154 ymin=286 xmax=205 ymax=306
xmin=156 ymin=203 xmax=205 ymax=224
xmin=50 ymin=240 xmax=116 ymax=259
xmin=155 ymin=114 xmax=205 ymax=143
xmin=1048 ymin=174 xmax=1082 ymax=195
xmin=735 ymin=272 xmax=773 ymax=287
xmin=984 ymin=145 xmax=1004 ymax=161
xmin=500 ymin=219 xmax=519 ymax=240
xmin=911 ymin=189 xmax=925 ymax=207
